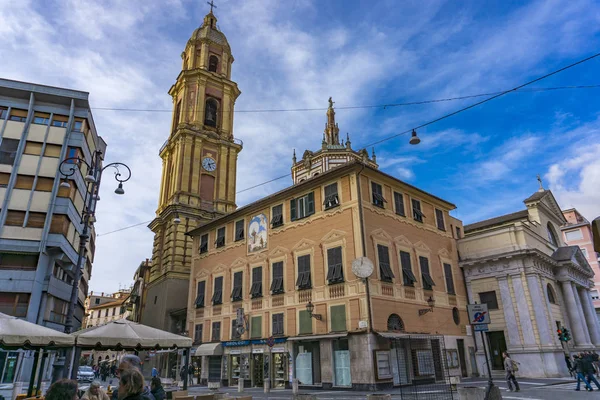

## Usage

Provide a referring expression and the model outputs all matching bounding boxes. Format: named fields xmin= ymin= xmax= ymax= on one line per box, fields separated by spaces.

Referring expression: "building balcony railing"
xmin=271 ymin=295 xmax=285 ymax=307
xmin=297 ymin=290 xmax=312 ymax=304
xmin=328 ymin=283 xmax=345 ymax=299
xmin=251 ymin=298 xmax=263 ymax=310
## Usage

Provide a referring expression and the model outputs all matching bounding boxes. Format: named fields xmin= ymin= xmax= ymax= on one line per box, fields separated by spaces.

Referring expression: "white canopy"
xmin=0 ymin=312 xmax=75 ymax=348
xmin=72 ymin=319 xmax=192 ymax=349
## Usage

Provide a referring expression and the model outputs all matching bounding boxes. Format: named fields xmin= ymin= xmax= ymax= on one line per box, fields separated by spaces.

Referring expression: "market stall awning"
xmin=0 ymin=312 xmax=75 ymax=348
xmin=72 ymin=318 xmax=192 ymax=350
xmin=287 ymin=333 xmax=347 ymax=341
xmin=195 ymin=343 xmax=223 ymax=356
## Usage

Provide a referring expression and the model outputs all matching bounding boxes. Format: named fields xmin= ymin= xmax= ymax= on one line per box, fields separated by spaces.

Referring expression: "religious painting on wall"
xmin=248 ymin=214 xmax=268 ymax=253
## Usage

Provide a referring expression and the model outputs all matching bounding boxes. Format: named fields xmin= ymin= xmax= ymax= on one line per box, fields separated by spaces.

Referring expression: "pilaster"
xmin=526 ymin=274 xmax=553 ymax=346
xmin=560 ymin=280 xmax=590 ymax=347
xmin=510 ymin=274 xmax=537 ymax=346
xmin=497 ymin=277 xmax=522 ymax=348
xmin=572 ymin=282 xmax=592 ymax=345
xmin=579 ymin=288 xmax=600 ymax=346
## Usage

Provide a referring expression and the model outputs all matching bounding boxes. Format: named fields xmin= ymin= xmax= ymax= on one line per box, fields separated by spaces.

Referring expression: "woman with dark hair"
xmin=46 ymin=379 xmax=79 ymax=400
xmin=150 ymin=377 xmax=165 ymax=400
xmin=117 ymin=369 xmax=144 ymax=400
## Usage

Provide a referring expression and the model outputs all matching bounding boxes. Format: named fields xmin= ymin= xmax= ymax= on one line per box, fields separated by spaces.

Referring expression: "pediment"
xmin=212 ymin=263 xmax=227 ymax=274
xmin=394 ymin=235 xmax=413 ymax=248
xmin=538 ymin=192 xmax=567 ymax=224
xmin=230 ymin=257 xmax=247 ymax=269
xmin=414 ymin=241 xmax=431 ymax=253
xmin=438 ymin=248 xmax=451 ymax=258
xmin=248 ymin=252 xmax=268 ymax=263
xmin=269 ymin=246 xmax=289 ymax=258
xmin=196 ymin=268 xmax=210 ymax=278
xmin=292 ymin=238 xmax=316 ymax=253
xmin=370 ymin=228 xmax=393 ymax=242
xmin=321 ymin=229 xmax=347 ymax=244
xmin=573 ymin=249 xmax=594 ymax=276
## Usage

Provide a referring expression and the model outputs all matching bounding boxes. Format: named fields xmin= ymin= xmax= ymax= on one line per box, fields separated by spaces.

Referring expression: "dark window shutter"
xmin=290 ymin=198 xmax=297 ymax=221
xmin=444 ymin=263 xmax=455 ymax=294
xmin=330 ymin=305 xmax=347 ymax=332
xmin=307 ymin=192 xmax=315 ymax=215
xmin=299 ymin=310 xmax=312 ymax=334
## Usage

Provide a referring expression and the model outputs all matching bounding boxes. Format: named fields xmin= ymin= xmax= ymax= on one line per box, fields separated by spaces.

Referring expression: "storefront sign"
xmin=271 ymin=347 xmax=286 ymax=353
xmin=252 ymin=348 xmax=264 ymax=354
xmin=229 ymin=350 xmax=242 ymax=355
xmin=222 ymin=338 xmax=287 ymax=347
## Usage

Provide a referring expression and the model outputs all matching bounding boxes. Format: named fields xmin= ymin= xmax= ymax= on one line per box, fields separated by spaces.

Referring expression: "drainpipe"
xmin=356 ymin=163 xmax=373 ymax=333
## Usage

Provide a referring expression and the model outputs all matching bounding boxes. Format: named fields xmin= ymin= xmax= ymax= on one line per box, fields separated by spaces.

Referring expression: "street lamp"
xmin=418 ymin=296 xmax=435 ymax=316
xmin=60 ymin=149 xmax=131 ymax=335
xmin=305 ymin=301 xmax=322 ymax=321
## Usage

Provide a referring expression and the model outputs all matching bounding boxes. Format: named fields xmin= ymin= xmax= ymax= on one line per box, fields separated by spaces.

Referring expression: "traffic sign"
xmin=467 ymin=304 xmax=491 ymax=325
xmin=266 ymin=336 xmax=275 ymax=348
xmin=473 ymin=324 xmax=489 ymax=332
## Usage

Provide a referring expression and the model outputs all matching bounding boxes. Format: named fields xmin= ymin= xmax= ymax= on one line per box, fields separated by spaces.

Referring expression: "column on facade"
xmin=572 ymin=283 xmax=592 ymax=345
xmin=525 ymin=274 xmax=553 ymax=346
xmin=510 ymin=275 xmax=537 ymax=346
xmin=497 ymin=277 xmax=522 ymax=348
xmin=560 ymin=280 xmax=590 ymax=347
xmin=578 ymin=287 xmax=600 ymax=346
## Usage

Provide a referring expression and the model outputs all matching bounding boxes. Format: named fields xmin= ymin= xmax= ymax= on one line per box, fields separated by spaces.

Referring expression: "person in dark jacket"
xmin=117 ymin=369 xmax=144 ymax=400
xmin=583 ymin=353 xmax=600 ymax=390
xmin=150 ymin=378 xmax=165 ymax=400
xmin=46 ymin=379 xmax=79 ymax=400
xmin=112 ymin=355 xmax=155 ymax=400
xmin=573 ymin=354 xmax=593 ymax=391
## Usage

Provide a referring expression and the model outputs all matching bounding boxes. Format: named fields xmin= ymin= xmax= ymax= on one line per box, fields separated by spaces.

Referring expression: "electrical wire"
xmin=95 ymin=52 xmax=600 ymax=237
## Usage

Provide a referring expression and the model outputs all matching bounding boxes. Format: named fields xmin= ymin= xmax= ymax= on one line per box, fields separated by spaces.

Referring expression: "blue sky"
xmin=1 ymin=0 xmax=599 ymax=292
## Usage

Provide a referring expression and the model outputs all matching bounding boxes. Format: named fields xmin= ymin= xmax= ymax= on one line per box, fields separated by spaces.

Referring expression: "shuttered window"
xmin=444 ymin=263 xmax=455 ymax=295
xmin=49 ymin=214 xmax=70 ymax=236
xmin=14 ymin=175 xmax=34 ymax=190
xmin=26 ymin=212 xmax=46 ymax=228
xmin=0 ymin=254 xmax=38 ymax=270
xmin=200 ymin=234 xmax=208 ymax=254
xmin=235 ymin=219 xmax=244 ymax=241
xmin=251 ymin=316 xmax=262 ymax=338
xmin=195 ymin=281 xmax=205 ymax=308
xmin=323 ymin=183 xmax=339 ymax=209
xmin=435 ymin=209 xmax=445 ymax=231
xmin=5 ymin=211 xmax=26 ymax=226
xmin=377 ymin=245 xmax=394 ymax=282
xmin=232 ymin=271 xmax=243 ymax=301
xmin=44 ymin=144 xmax=62 ymax=158
xmin=412 ymin=199 xmax=424 ymax=223
xmin=296 ymin=254 xmax=311 ymax=289
xmin=400 ymin=251 xmax=417 ymax=286
xmin=35 ymin=177 xmax=54 ymax=192
xmin=215 ymin=227 xmax=225 ymax=248
xmin=326 ymin=246 xmax=344 ymax=283
xmin=394 ymin=192 xmax=405 ymax=216
xmin=33 ymin=112 xmax=50 ymax=125
xmin=271 ymin=261 xmax=284 ymax=294
xmin=24 ymin=142 xmax=42 ymax=156
xmin=211 ymin=322 xmax=221 ymax=342
xmin=212 ymin=276 xmax=223 ymax=305
xmin=250 ymin=267 xmax=262 ymax=298
xmin=0 ymin=173 xmax=10 ymax=187
xmin=271 ymin=204 xmax=284 ymax=227
xmin=290 ymin=192 xmax=315 ymax=221
xmin=330 ymin=305 xmax=346 ymax=332
xmin=419 ymin=256 xmax=435 ymax=290
xmin=194 ymin=324 xmax=203 ymax=344
xmin=272 ymin=313 xmax=284 ymax=336
xmin=372 ymin=182 xmax=386 ymax=208
xmin=299 ymin=310 xmax=312 ymax=335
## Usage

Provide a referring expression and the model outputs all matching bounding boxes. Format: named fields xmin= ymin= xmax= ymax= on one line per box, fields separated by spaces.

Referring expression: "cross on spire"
xmin=537 ymin=174 xmax=544 ymax=191
xmin=207 ymin=0 xmax=217 ymax=13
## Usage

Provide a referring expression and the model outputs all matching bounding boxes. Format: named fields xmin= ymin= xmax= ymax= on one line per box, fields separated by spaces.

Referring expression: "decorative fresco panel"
xmin=248 ymin=214 xmax=268 ymax=253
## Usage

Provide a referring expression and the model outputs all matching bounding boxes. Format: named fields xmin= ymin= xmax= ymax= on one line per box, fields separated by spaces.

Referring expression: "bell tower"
xmin=144 ymin=9 xmax=242 ymax=330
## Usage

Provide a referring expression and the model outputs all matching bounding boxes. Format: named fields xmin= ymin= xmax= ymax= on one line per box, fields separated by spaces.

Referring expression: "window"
xmin=377 ymin=245 xmax=394 ymax=282
xmin=251 ymin=316 xmax=262 ymax=338
xmin=208 ymin=55 xmax=219 ymax=72
xmin=330 ymin=304 xmax=346 ymax=332
xmin=419 ymin=257 xmax=435 ymax=290
xmin=394 ymin=192 xmax=405 ymax=216
xmin=215 ymin=227 xmax=225 ymax=248
xmin=24 ymin=141 xmax=42 ymax=156
xmin=49 ymin=214 xmax=70 ymax=236
xmin=412 ymin=199 xmax=424 ymax=223
xmin=581 ymin=247 xmax=588 ymax=258
xmin=443 ymin=263 xmax=455 ymax=295
xmin=323 ymin=183 xmax=339 ymax=210
xmin=592 ymin=290 xmax=600 ymax=301
xmin=94 ymin=298 xmax=100 ymax=305
xmin=15 ymin=175 xmax=34 ymax=190
xmin=400 ymin=251 xmax=417 ymax=286
xmin=271 ymin=204 xmax=284 ymax=228
xmin=212 ymin=276 xmax=223 ymax=305
xmin=26 ymin=212 xmax=46 ymax=228
xmin=435 ymin=209 xmax=446 ymax=231
xmin=105 ymin=309 xmax=109 ymax=317
xmin=33 ymin=113 xmax=50 ymax=125
xmin=112 ymin=308 xmax=116 ymax=316
xmin=0 ymin=173 xmax=9 ymax=187
xmin=296 ymin=254 xmax=312 ymax=289
xmin=387 ymin=314 xmax=404 ymax=332
xmin=65 ymin=147 xmax=80 ymax=163
xmin=200 ymin=233 xmax=208 ymax=254
xmin=154 ymin=296 xmax=157 ymax=304
xmin=204 ymin=98 xmax=218 ymax=127
xmin=547 ymin=223 xmax=558 ymax=246
xmin=231 ymin=319 xmax=242 ymax=339
xmin=0 ymin=293 xmax=30 ymax=317
xmin=371 ymin=182 xmax=386 ymax=208
xmin=272 ymin=313 xmax=284 ymax=336
xmin=547 ymin=284 xmax=557 ymax=304
xmin=173 ymin=100 xmax=182 ymax=133
xmin=231 ymin=271 xmax=243 ymax=301
xmin=290 ymin=192 xmax=315 ymax=221
xmin=455 ymin=226 xmax=461 ymax=239
xmin=271 ymin=261 xmax=284 ymax=294
xmin=0 ymin=139 xmax=19 ymax=166
xmin=73 ymin=119 xmax=84 ymax=132
xmin=211 ymin=321 xmax=221 ymax=341
xmin=195 ymin=281 xmax=206 ymax=308
xmin=479 ymin=291 xmax=498 ymax=310
xmin=235 ymin=219 xmax=244 ymax=241
xmin=299 ymin=310 xmax=312 ymax=334
xmin=5 ymin=211 xmax=26 ymax=226
xmin=9 ymin=109 xmax=27 ymax=122
xmin=565 ymin=229 xmax=583 ymax=241
xmin=0 ymin=107 xmax=7 ymax=120
xmin=51 ymin=115 xmax=68 ymax=127
xmin=49 ymin=297 xmax=68 ymax=324
xmin=194 ymin=324 xmax=203 ymax=344
xmin=250 ymin=267 xmax=262 ymax=298
xmin=36 ymin=177 xmax=54 ymax=191
xmin=326 ymin=246 xmax=344 ymax=283
xmin=452 ymin=307 xmax=460 ymax=325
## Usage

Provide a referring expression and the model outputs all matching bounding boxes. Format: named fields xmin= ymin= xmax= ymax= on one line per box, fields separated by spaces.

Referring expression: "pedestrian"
xmin=502 ymin=352 xmax=520 ymax=392
xmin=82 ymin=381 xmax=110 ymax=400
xmin=582 ymin=352 xmax=600 ymax=390
xmin=151 ymin=367 xmax=158 ymax=378
xmin=572 ymin=354 xmax=593 ymax=391
xmin=592 ymin=351 xmax=600 ymax=377
xmin=117 ymin=369 xmax=145 ymax=400
xmin=179 ymin=365 xmax=187 ymax=387
xmin=188 ymin=365 xmax=194 ymax=385
xmin=150 ymin=377 xmax=165 ymax=400
xmin=565 ymin=355 xmax=575 ymax=378
xmin=46 ymin=379 xmax=79 ymax=400
xmin=112 ymin=355 xmax=155 ymax=400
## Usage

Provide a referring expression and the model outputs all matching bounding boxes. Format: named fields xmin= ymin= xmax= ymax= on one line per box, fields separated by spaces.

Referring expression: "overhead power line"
xmin=95 ymin=52 xmax=600 ymax=237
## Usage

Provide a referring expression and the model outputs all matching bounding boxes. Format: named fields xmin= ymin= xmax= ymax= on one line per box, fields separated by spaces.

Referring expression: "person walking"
xmin=151 ymin=367 xmax=158 ymax=379
xmin=572 ymin=354 xmax=593 ymax=391
xmin=179 ymin=366 xmax=187 ymax=388
xmin=117 ymin=369 xmax=145 ymax=400
xmin=592 ymin=352 xmax=600 ymax=377
xmin=503 ymin=352 xmax=520 ymax=392
xmin=565 ymin=355 xmax=575 ymax=378
xmin=150 ymin=377 xmax=165 ymax=400
xmin=582 ymin=352 xmax=600 ymax=390
xmin=112 ymin=355 xmax=155 ymax=400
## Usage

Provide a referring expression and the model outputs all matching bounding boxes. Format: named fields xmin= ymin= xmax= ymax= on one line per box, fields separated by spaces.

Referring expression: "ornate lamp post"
xmin=60 ymin=150 xmax=131 ymax=334
xmin=305 ymin=301 xmax=322 ymax=321
xmin=418 ymin=296 xmax=436 ymax=316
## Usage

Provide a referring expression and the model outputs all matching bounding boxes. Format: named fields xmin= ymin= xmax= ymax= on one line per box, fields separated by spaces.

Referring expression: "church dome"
xmin=191 ymin=12 xmax=230 ymax=48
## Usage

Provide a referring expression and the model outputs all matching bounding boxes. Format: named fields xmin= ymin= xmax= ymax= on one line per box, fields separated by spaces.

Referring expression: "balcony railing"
xmin=381 ymin=284 xmax=394 ymax=297
xmin=271 ymin=295 xmax=284 ymax=307
xmin=404 ymin=287 xmax=416 ymax=300
xmin=298 ymin=290 xmax=312 ymax=304
xmin=329 ymin=283 xmax=345 ymax=299
xmin=252 ymin=298 xmax=263 ymax=310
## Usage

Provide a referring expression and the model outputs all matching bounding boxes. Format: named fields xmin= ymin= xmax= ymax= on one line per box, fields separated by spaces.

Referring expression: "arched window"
xmin=547 ymin=284 xmax=557 ymax=304
xmin=452 ymin=307 xmax=460 ymax=325
xmin=547 ymin=222 xmax=559 ymax=247
xmin=208 ymin=55 xmax=219 ymax=72
xmin=204 ymin=98 xmax=218 ymax=127
xmin=387 ymin=314 xmax=405 ymax=332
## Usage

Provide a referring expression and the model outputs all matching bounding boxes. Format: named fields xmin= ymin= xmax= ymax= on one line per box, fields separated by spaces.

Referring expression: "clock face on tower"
xmin=202 ymin=156 xmax=217 ymax=172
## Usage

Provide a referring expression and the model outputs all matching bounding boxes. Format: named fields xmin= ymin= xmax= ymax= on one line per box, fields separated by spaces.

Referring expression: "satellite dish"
xmin=352 ymin=257 xmax=374 ymax=279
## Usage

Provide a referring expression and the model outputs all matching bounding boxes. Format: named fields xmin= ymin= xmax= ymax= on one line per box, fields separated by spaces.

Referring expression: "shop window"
xmin=271 ymin=261 xmax=284 ymax=294
xmin=412 ymin=199 xmax=424 ymax=223
xmin=235 ymin=219 xmax=244 ymax=241
xmin=195 ymin=281 xmax=205 ymax=308
xmin=272 ymin=313 xmax=284 ymax=336
xmin=296 ymin=254 xmax=311 ymax=289
xmin=371 ymin=182 xmax=386 ymax=208
xmin=298 ymin=310 xmax=312 ymax=335
xmin=419 ymin=256 xmax=435 ymax=290
xmin=271 ymin=204 xmax=283 ymax=228
xmin=435 ymin=209 xmax=446 ymax=231
xmin=330 ymin=305 xmax=346 ymax=332
xmin=5 ymin=211 xmax=26 ymax=226
xmin=0 ymin=253 xmax=38 ymax=271
xmin=377 ymin=245 xmax=394 ymax=282
xmin=250 ymin=315 xmax=262 ymax=338
xmin=323 ymin=182 xmax=339 ymax=209
xmin=444 ymin=263 xmax=455 ymax=295
xmin=478 ymin=291 xmax=498 ymax=310
xmin=326 ymin=246 xmax=344 ymax=284
xmin=400 ymin=251 xmax=416 ymax=286
xmin=200 ymin=233 xmax=208 ymax=254
xmin=0 ymin=292 xmax=30 ymax=317
xmin=0 ymin=139 xmax=19 ymax=166
xmin=333 ymin=339 xmax=351 ymax=387
xmin=194 ymin=324 xmax=203 ymax=344
xmin=215 ymin=227 xmax=225 ymax=248
xmin=295 ymin=341 xmax=320 ymax=385
xmin=290 ymin=192 xmax=315 ymax=221
xmin=394 ymin=192 xmax=405 ymax=216
xmin=375 ymin=351 xmax=392 ymax=379
xmin=250 ymin=267 xmax=262 ymax=298
xmin=211 ymin=321 xmax=221 ymax=341
xmin=212 ymin=276 xmax=223 ymax=305
xmin=232 ymin=271 xmax=243 ymax=302
xmin=387 ymin=314 xmax=404 ymax=331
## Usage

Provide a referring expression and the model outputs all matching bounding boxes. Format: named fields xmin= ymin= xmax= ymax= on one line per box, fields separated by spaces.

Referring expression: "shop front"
xmin=194 ymin=343 xmax=223 ymax=386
